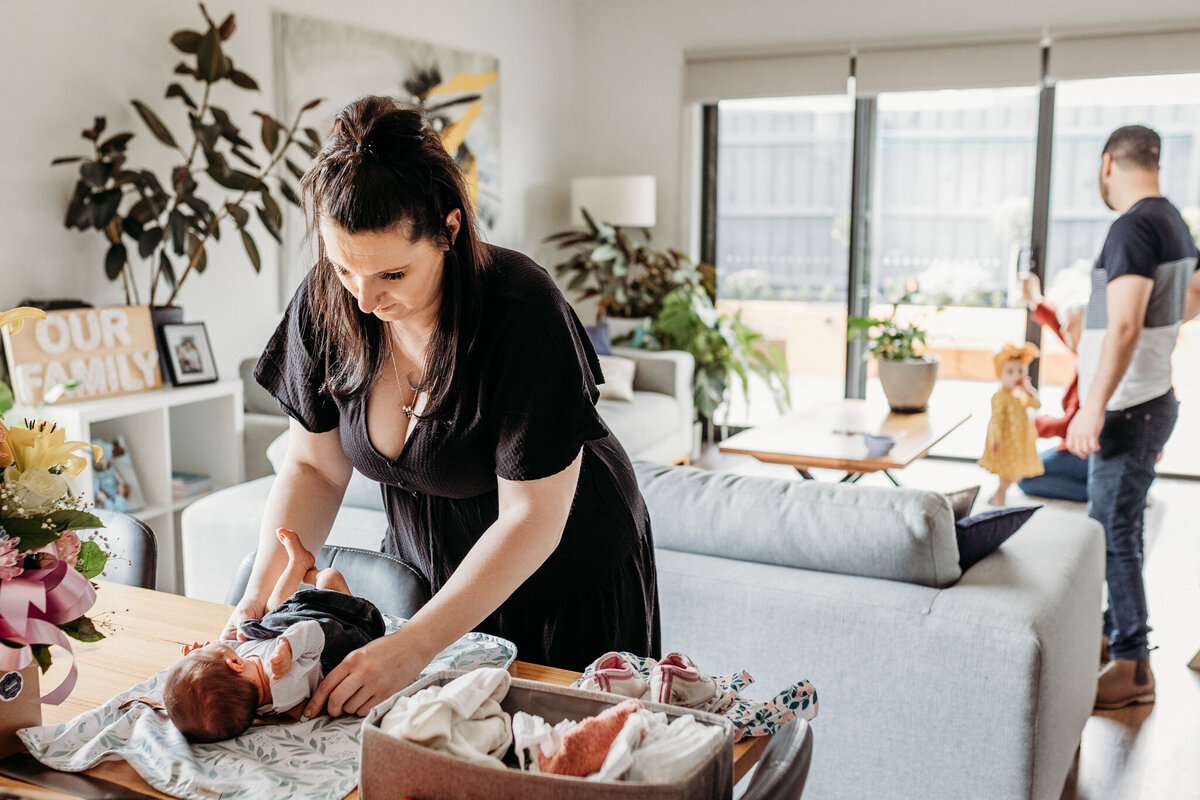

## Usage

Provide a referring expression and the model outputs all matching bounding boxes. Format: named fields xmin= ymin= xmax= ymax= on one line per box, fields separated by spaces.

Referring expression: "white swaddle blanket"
xmin=18 ymin=619 xmax=517 ymax=800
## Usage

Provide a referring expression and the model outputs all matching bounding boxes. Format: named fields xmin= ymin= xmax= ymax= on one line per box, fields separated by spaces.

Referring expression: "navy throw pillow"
xmin=584 ymin=323 xmax=613 ymax=356
xmin=955 ymin=506 xmax=1040 ymax=571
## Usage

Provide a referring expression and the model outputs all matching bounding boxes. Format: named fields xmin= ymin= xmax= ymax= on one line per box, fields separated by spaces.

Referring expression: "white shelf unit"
xmin=9 ymin=380 xmax=244 ymax=593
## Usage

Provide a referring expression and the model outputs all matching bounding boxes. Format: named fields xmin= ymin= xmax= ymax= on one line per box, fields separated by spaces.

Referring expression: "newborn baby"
xmin=163 ymin=529 xmax=385 ymax=742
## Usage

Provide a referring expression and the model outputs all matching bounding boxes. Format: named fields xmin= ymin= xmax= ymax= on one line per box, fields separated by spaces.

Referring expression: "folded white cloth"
xmin=379 ymin=667 xmax=513 ymax=768
xmin=590 ymin=707 xmax=723 ymax=783
xmin=512 ymin=712 xmax=578 ymax=771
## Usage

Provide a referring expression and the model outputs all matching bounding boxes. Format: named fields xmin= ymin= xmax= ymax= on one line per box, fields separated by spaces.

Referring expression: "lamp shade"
xmin=570 ymin=175 xmax=657 ymax=228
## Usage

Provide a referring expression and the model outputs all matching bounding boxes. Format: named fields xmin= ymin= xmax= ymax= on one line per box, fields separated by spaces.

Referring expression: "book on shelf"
xmin=91 ymin=435 xmax=145 ymax=513
xmin=171 ymin=470 xmax=212 ymax=500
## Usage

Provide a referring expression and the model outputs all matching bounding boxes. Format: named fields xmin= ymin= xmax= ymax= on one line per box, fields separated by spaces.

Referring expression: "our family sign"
xmin=1 ymin=305 xmax=162 ymax=405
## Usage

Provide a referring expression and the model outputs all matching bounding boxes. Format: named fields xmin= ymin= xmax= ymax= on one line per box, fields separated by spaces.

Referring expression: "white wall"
xmin=1 ymin=0 xmax=578 ymax=381
xmin=568 ymin=0 xmax=1200 ymax=255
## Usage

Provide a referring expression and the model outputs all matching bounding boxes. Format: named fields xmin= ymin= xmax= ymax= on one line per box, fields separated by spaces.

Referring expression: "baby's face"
xmin=1000 ymin=359 xmax=1027 ymax=390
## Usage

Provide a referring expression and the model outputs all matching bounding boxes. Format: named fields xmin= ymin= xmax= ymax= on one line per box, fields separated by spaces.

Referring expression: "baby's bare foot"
xmin=276 ymin=527 xmax=315 ymax=573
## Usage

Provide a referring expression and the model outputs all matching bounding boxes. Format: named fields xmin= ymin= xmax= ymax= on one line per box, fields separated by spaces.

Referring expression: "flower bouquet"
xmin=0 ymin=307 xmax=108 ymax=714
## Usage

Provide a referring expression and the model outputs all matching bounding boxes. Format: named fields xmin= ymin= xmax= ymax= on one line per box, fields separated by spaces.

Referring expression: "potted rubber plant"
xmin=847 ymin=290 xmax=940 ymax=413
xmin=52 ymin=3 xmax=322 ymax=309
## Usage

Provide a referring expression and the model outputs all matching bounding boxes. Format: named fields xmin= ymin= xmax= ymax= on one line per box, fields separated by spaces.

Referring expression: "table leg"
xmin=839 ymin=472 xmax=864 ymax=483
xmin=883 ymin=470 xmax=901 ymax=486
xmin=795 ymin=468 xmax=816 ymax=480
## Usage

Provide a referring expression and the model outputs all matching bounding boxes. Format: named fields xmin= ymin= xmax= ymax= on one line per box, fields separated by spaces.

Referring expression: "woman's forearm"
xmin=241 ymin=460 xmax=349 ymax=605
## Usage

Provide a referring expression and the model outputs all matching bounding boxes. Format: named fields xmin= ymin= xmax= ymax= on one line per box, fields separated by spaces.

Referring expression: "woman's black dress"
xmin=255 ymin=245 xmax=661 ymax=670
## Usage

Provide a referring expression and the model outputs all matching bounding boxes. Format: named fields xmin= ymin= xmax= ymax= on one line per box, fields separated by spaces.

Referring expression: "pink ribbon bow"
xmin=0 ymin=559 xmax=97 ymax=704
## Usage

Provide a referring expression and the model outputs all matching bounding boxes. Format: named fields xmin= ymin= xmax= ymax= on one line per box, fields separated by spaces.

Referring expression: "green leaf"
xmin=241 ymin=230 xmax=260 ymax=272
xmin=169 ymin=208 xmax=186 ymax=256
xmin=0 ymin=381 xmax=13 ymax=416
xmin=75 ymin=540 xmax=108 ymax=580
xmin=208 ymin=167 xmax=258 ymax=191
xmin=196 ymin=29 xmax=228 ymax=82
xmin=41 ymin=378 xmax=82 ymax=406
xmin=261 ymin=191 xmax=282 ymax=234
xmin=80 ymin=159 xmax=114 ymax=188
xmin=254 ymin=111 xmax=281 ymax=153
xmin=31 ymin=644 xmax=52 ymax=674
xmin=47 ymin=510 xmax=103 ymax=531
xmin=99 ymin=132 xmax=135 ymax=154
xmin=165 ymin=82 xmax=197 ymax=110
xmin=217 ymin=13 xmax=236 ymax=40
xmin=131 ymin=100 xmax=178 ymax=149
xmin=90 ymin=188 xmax=121 ymax=228
xmin=229 ymin=68 xmax=258 ymax=90
xmin=105 ymin=242 xmax=127 ymax=281
xmin=278 ymin=180 xmax=301 ymax=207
xmin=188 ymin=232 xmax=208 ymax=274
xmin=301 ymin=98 xmax=322 ymax=113
xmin=284 ymin=158 xmax=305 ymax=180
xmin=51 ymin=156 xmax=83 ymax=166
xmin=226 ymin=203 xmax=249 ymax=228
xmin=255 ymin=205 xmax=282 ymax=244
xmin=159 ymin=251 xmax=177 ymax=289
xmin=138 ymin=227 xmax=163 ymax=258
xmin=170 ymin=29 xmax=203 ymax=54
xmin=61 ymin=616 xmax=105 ymax=643
xmin=174 ymin=61 xmax=196 ymax=77
xmin=1 ymin=518 xmax=61 ymax=549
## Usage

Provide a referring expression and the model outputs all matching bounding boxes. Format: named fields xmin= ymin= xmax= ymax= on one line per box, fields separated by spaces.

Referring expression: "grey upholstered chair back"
xmin=226 ymin=545 xmax=430 ymax=619
xmin=738 ymin=719 xmax=813 ymax=800
xmin=91 ymin=509 xmax=158 ymax=590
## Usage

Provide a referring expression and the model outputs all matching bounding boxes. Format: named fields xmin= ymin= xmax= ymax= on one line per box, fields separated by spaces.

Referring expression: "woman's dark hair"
xmin=301 ymin=95 xmax=490 ymax=417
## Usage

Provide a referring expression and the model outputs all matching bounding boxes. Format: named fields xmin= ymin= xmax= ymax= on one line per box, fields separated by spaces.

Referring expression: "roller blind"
xmin=1048 ymin=29 xmax=1200 ymax=81
xmin=854 ymin=40 xmax=1043 ymax=95
xmin=684 ymin=51 xmax=850 ymax=102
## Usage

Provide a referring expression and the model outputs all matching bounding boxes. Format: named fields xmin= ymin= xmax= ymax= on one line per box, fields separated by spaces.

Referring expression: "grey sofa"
xmin=181 ymin=457 xmax=1103 ymax=800
xmin=238 ymin=346 xmax=695 ymax=481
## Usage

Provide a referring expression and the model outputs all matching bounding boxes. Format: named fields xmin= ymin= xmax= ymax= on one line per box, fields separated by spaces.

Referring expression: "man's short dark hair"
xmin=1103 ymin=125 xmax=1161 ymax=171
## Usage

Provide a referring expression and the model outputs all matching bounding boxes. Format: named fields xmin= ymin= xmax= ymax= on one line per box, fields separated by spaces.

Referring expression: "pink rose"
xmin=0 ymin=533 xmax=22 ymax=581
xmin=54 ymin=530 xmax=82 ymax=567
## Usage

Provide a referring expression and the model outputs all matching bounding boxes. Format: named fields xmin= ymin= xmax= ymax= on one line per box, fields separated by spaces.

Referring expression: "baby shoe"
xmin=649 ymin=653 xmax=731 ymax=712
xmin=578 ymin=652 xmax=650 ymax=699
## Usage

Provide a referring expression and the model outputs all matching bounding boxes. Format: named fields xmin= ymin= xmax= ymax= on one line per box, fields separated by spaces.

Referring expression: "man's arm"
xmin=1184 ymin=264 xmax=1200 ymax=322
xmin=1065 ymin=274 xmax=1154 ymax=457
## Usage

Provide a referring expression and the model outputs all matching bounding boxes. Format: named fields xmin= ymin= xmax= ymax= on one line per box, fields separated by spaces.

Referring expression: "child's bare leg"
xmin=989 ymin=479 xmax=1013 ymax=507
xmin=267 ymin=528 xmax=317 ymax=611
xmin=313 ymin=567 xmax=351 ymax=596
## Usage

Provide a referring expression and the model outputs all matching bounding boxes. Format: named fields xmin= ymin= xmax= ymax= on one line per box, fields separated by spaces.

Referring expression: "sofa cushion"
xmin=597 ymin=355 xmax=637 ymax=402
xmin=598 ymin=391 xmax=682 ymax=457
xmin=955 ymin=505 xmax=1040 ymax=570
xmin=240 ymin=358 xmax=285 ymax=416
xmin=584 ymin=323 xmax=613 ymax=356
xmin=635 ymin=461 xmax=962 ymax=588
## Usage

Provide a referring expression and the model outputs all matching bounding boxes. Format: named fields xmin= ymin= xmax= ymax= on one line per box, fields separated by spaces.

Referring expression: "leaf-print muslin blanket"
xmin=19 ymin=618 xmax=517 ymax=800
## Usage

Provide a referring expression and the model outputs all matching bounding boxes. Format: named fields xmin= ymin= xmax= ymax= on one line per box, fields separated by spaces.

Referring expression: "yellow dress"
xmin=978 ymin=388 xmax=1044 ymax=480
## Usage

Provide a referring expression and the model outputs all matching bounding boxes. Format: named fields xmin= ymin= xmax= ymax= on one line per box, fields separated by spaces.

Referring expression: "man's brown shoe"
xmin=1094 ymin=658 xmax=1155 ymax=710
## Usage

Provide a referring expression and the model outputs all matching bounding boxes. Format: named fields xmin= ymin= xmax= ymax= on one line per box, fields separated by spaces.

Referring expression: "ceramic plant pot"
xmin=878 ymin=357 xmax=939 ymax=413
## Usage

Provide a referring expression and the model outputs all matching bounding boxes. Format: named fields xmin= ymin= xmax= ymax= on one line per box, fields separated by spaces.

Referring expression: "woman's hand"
xmin=220 ymin=597 xmax=267 ymax=641
xmin=301 ymin=632 xmax=429 ymax=720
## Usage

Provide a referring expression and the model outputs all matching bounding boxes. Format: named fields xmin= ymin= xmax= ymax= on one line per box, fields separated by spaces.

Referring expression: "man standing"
xmin=1067 ymin=124 xmax=1200 ymax=710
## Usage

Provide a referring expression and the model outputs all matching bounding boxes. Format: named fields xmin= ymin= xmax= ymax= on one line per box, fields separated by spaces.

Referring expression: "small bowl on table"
xmin=863 ymin=433 xmax=897 ymax=458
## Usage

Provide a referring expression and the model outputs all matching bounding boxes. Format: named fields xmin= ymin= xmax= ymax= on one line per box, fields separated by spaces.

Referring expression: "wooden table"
xmin=720 ymin=397 xmax=971 ymax=484
xmin=2 ymin=583 xmax=766 ymax=798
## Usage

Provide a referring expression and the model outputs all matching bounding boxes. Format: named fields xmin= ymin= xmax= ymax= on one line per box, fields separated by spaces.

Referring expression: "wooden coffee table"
xmin=719 ymin=398 xmax=971 ymax=484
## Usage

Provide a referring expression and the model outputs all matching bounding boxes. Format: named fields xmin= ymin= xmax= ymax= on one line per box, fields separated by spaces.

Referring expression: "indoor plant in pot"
xmin=52 ymin=3 xmax=321 ymax=310
xmin=547 ymin=209 xmax=715 ymax=343
xmin=847 ymin=291 xmax=940 ymax=413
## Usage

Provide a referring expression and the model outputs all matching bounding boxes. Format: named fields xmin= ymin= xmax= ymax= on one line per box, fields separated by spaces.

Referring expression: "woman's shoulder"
xmin=485 ymin=244 xmax=569 ymax=319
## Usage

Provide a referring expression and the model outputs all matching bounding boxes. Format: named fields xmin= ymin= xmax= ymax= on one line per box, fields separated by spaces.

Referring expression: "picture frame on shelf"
xmin=91 ymin=435 xmax=145 ymax=514
xmin=160 ymin=322 xmax=218 ymax=385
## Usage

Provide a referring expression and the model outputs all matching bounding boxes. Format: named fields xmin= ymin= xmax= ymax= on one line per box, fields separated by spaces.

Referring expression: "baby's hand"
xmin=1021 ymin=376 xmax=1036 ymax=394
xmin=182 ymin=641 xmax=210 ymax=655
xmin=269 ymin=639 xmax=293 ymax=678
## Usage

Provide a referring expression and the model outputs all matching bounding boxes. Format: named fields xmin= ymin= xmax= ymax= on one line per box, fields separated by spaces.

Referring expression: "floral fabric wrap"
xmin=574 ymin=651 xmax=818 ymax=742
xmin=19 ymin=617 xmax=517 ymax=800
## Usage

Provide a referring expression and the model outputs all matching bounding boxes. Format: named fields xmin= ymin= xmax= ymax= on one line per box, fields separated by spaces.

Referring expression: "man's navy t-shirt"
xmin=1077 ymin=197 xmax=1199 ymax=411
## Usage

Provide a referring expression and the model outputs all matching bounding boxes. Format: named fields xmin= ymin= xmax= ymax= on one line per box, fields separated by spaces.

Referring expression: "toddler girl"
xmin=979 ymin=343 xmax=1044 ymax=506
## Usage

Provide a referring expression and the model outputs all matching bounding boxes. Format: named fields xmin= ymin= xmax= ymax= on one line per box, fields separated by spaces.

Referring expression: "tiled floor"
xmin=697 ymin=446 xmax=1200 ymax=800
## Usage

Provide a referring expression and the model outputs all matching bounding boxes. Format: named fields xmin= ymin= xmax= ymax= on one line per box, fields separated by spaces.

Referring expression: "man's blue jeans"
xmin=1019 ymin=447 xmax=1089 ymax=502
xmin=1088 ymin=390 xmax=1178 ymax=661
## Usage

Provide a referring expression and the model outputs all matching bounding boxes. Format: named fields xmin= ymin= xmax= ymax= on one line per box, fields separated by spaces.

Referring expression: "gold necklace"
xmin=387 ymin=330 xmax=416 ymax=419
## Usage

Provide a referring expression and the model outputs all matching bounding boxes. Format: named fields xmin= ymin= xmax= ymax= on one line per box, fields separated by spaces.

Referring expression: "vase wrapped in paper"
xmin=0 ymin=307 xmax=108 ymax=756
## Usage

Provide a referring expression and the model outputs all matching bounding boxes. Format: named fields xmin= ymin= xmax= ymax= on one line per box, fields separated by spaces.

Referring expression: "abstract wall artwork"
xmin=273 ymin=13 xmax=500 ymax=304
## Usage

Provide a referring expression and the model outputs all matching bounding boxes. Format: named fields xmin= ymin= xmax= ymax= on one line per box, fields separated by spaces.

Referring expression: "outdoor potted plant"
xmin=547 ymin=209 xmax=715 ymax=342
xmin=847 ymin=290 xmax=940 ymax=413
xmin=52 ymin=3 xmax=321 ymax=310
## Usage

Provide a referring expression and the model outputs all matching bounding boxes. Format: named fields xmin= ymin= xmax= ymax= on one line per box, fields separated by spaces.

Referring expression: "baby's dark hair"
xmin=163 ymin=649 xmax=258 ymax=743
